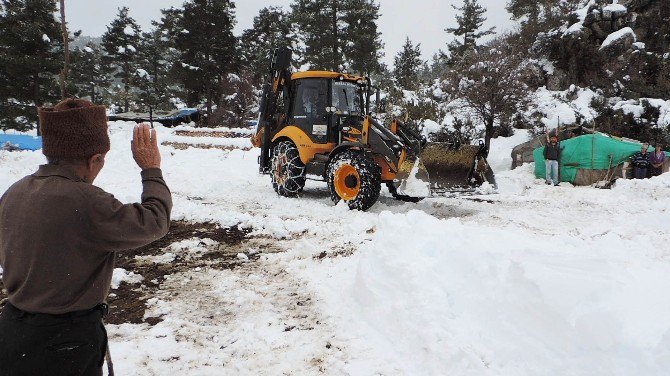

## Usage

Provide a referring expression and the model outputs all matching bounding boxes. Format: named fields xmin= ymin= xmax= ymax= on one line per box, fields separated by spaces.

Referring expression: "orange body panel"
xmin=272 ymin=125 xmax=336 ymax=164
xmin=291 ymin=71 xmax=366 ymax=82
xmin=361 ymin=117 xmax=371 ymax=145
xmin=374 ymin=155 xmax=395 ymax=181
xmin=374 ymin=148 xmax=406 ymax=182
xmin=390 ymin=119 xmax=398 ymax=134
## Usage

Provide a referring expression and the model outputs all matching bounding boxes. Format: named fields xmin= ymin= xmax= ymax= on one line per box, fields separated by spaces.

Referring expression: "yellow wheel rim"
xmin=334 ymin=164 xmax=361 ymax=200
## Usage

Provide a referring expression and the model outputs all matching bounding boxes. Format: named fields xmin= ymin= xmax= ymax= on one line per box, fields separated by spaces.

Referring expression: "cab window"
xmin=292 ymin=78 xmax=329 ymax=143
xmin=332 ymin=81 xmax=363 ymax=115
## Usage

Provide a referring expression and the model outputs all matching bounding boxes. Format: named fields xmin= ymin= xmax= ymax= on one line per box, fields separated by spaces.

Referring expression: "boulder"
xmin=599 ymin=27 xmax=637 ymax=54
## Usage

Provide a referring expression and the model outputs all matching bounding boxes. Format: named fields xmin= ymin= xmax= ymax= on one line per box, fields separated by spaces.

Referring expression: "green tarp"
xmin=533 ymin=133 xmax=668 ymax=183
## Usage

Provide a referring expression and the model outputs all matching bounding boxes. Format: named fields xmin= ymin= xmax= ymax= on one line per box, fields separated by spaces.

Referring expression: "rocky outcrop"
xmin=582 ymin=2 xmax=633 ymax=41
xmin=622 ymin=0 xmax=655 ymax=12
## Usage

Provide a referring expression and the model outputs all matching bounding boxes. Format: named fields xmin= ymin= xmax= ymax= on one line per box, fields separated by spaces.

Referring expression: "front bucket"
xmin=393 ymin=142 xmax=496 ymax=196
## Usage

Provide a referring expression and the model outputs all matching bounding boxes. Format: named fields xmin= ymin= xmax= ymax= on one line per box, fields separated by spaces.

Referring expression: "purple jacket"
xmin=650 ymin=151 xmax=667 ymax=166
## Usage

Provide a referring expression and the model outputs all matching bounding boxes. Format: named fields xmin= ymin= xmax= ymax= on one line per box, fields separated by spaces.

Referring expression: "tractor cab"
xmin=286 ymin=72 xmax=369 ymax=145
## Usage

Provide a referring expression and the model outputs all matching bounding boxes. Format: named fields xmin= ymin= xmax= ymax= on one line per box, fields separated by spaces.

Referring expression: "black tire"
xmin=271 ymin=141 xmax=306 ymax=197
xmin=327 ymin=150 xmax=381 ymax=211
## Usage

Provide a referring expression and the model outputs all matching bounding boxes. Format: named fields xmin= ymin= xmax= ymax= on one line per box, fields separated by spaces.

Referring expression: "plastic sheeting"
xmin=0 ymin=134 xmax=42 ymax=151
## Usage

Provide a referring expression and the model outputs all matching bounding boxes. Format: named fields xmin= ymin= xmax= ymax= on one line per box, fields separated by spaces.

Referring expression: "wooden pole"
xmin=592 ymin=119 xmax=596 ymax=169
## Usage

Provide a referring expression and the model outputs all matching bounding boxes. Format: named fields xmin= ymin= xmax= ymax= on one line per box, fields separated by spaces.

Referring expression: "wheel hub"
xmin=334 ymin=164 xmax=361 ymax=201
xmin=344 ymin=174 xmax=358 ymax=189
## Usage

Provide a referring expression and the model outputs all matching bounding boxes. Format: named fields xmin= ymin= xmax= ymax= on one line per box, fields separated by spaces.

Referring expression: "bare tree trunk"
xmin=484 ymin=116 xmax=494 ymax=157
xmin=331 ymin=0 xmax=338 ymax=71
xmin=206 ymin=84 xmax=212 ymax=127
xmin=124 ymin=61 xmax=130 ymax=112
xmin=58 ymin=0 xmax=70 ymax=99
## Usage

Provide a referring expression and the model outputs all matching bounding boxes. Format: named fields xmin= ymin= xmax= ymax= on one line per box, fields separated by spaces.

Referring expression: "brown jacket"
xmin=0 ymin=164 xmax=172 ymax=314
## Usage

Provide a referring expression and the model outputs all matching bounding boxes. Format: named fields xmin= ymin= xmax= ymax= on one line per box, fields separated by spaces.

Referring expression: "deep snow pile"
xmin=288 ymin=201 xmax=670 ymax=374
xmin=1 ymin=122 xmax=670 ymax=375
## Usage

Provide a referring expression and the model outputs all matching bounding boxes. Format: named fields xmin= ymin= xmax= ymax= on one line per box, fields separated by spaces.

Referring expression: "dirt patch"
xmin=174 ymin=130 xmax=251 ymax=139
xmin=162 ymin=141 xmax=251 ymax=152
xmin=106 ymin=220 xmax=254 ymax=325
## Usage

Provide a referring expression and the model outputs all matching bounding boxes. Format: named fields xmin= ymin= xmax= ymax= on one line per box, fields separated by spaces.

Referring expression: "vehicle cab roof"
xmin=291 ymin=71 xmax=367 ymax=83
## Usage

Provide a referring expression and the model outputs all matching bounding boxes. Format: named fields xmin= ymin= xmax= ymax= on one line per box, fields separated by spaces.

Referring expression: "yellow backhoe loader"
xmin=251 ymin=48 xmax=495 ymax=211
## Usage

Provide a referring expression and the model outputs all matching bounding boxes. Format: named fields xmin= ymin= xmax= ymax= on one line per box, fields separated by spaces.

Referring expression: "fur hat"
xmin=38 ymin=98 xmax=109 ymax=159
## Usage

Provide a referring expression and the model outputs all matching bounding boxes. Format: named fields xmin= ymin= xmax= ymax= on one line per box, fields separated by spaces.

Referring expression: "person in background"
xmin=543 ymin=135 xmax=562 ymax=186
xmin=0 ymin=98 xmax=172 ymax=375
xmin=630 ymin=143 xmax=651 ymax=179
xmin=302 ymin=87 xmax=319 ymax=120
xmin=649 ymin=144 xmax=667 ymax=177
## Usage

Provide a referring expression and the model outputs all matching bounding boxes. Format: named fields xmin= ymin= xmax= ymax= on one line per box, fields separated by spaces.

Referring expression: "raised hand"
xmin=131 ymin=123 xmax=161 ymax=170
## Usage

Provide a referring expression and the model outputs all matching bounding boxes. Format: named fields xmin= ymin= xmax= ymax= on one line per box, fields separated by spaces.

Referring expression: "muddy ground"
xmin=161 ymin=142 xmax=252 ymax=151
xmin=174 ymin=130 xmax=250 ymax=139
xmin=0 ymin=221 xmax=255 ymax=325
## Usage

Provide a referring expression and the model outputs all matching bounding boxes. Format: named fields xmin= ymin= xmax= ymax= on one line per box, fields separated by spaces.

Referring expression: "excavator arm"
xmin=255 ymin=47 xmax=293 ymax=173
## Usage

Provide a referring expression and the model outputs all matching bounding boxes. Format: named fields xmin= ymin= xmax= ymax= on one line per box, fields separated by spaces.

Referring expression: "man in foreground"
xmin=0 ymin=98 xmax=172 ymax=375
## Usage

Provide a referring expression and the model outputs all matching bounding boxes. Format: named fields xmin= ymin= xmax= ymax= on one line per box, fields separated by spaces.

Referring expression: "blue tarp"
xmin=0 ymin=134 xmax=42 ymax=151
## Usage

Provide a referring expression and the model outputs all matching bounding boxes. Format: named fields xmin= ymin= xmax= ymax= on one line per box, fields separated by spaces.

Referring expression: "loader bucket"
xmin=393 ymin=142 xmax=496 ymax=197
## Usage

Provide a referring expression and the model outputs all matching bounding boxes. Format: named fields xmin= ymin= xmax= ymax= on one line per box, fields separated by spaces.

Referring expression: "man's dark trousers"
xmin=0 ymin=302 xmax=107 ymax=376
xmin=634 ymin=167 xmax=647 ymax=179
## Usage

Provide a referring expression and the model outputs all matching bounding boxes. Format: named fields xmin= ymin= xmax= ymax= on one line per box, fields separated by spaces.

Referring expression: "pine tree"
xmin=291 ymin=0 xmax=384 ymax=74
xmin=69 ymin=42 xmax=113 ymax=104
xmin=211 ymin=72 xmax=257 ymax=128
xmin=506 ymin=0 xmax=543 ymax=24
xmin=445 ymin=0 xmax=495 ymax=64
xmin=291 ymin=0 xmax=343 ymax=71
xmin=135 ymin=7 xmax=184 ymax=114
xmin=175 ymin=0 xmax=238 ymax=125
xmin=101 ymin=7 xmax=141 ymax=113
xmin=0 ymin=0 xmax=63 ymax=131
xmin=240 ymin=6 xmax=298 ymax=83
xmin=393 ymin=37 xmax=423 ymax=90
xmin=153 ymin=7 xmax=184 ymax=107
xmin=506 ymin=0 xmax=580 ymax=26
xmin=135 ymin=30 xmax=167 ymax=113
xmin=341 ymin=0 xmax=384 ymax=75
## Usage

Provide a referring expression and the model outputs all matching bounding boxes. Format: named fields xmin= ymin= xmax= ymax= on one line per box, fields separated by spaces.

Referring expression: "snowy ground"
xmin=1 ymin=123 xmax=670 ymax=375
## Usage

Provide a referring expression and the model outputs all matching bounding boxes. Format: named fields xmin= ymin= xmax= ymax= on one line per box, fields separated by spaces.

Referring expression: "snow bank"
xmin=487 ymin=130 xmax=531 ymax=173
xmin=297 ymin=209 xmax=670 ymax=375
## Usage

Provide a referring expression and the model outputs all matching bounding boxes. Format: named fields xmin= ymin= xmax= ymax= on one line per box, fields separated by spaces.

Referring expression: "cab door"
xmin=291 ymin=78 xmax=330 ymax=144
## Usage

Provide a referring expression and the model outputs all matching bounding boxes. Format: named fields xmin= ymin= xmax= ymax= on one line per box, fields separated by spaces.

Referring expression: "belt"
xmin=2 ymin=301 xmax=109 ymax=319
